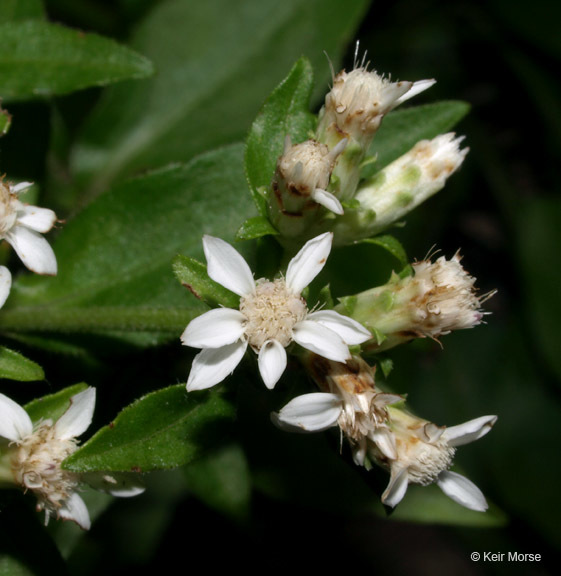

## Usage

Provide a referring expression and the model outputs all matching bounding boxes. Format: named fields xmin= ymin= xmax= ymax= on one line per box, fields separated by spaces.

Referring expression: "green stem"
xmin=0 ymin=307 xmax=196 ymax=333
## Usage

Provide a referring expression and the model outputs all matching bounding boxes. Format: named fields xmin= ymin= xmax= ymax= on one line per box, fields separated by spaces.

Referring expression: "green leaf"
xmin=0 ymin=346 xmax=44 ymax=381
xmin=359 ymin=235 xmax=409 ymax=268
xmin=245 ymin=57 xmax=316 ymax=195
xmin=0 ymin=21 xmax=154 ymax=102
xmin=172 ymin=255 xmax=240 ymax=309
xmin=0 ymin=106 xmax=12 ymax=136
xmin=64 ymin=385 xmax=236 ymax=473
xmin=70 ymin=0 xmax=371 ymax=195
xmin=1 ymin=144 xmax=255 ymax=341
xmin=24 ymin=383 xmax=88 ymax=423
xmin=183 ymin=443 xmax=251 ymax=521
xmin=236 ymin=216 xmax=279 ymax=241
xmin=362 ymin=101 xmax=471 ymax=179
xmin=0 ymin=0 xmax=45 ymax=21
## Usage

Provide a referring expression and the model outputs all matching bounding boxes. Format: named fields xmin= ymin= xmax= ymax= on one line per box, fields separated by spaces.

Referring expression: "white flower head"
xmin=181 ymin=233 xmax=371 ymax=391
xmin=0 ymin=178 xmax=57 ymax=275
xmin=378 ymin=408 xmax=497 ymax=512
xmin=272 ymin=354 xmax=401 ymax=466
xmin=409 ymin=251 xmax=493 ymax=337
xmin=275 ymin=137 xmax=347 ymax=215
xmin=321 ymin=63 xmax=435 ymax=146
xmin=0 ymin=388 xmax=144 ymax=529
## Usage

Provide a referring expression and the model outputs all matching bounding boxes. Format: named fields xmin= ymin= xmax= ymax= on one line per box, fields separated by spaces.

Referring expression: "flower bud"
xmin=339 ymin=252 xmax=494 ymax=352
xmin=332 ymin=133 xmax=468 ymax=244
xmin=268 ymin=137 xmax=346 ymax=241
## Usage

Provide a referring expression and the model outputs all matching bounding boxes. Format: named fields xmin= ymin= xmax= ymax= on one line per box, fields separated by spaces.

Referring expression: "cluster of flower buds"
xmin=264 ymin=49 xmax=468 ymax=248
xmin=178 ymin=51 xmax=497 ymax=514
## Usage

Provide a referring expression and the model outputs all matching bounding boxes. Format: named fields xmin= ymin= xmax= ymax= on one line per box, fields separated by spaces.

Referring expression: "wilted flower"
xmin=0 ymin=179 xmax=57 ymax=275
xmin=0 ymin=388 xmax=144 ymax=529
xmin=318 ymin=63 xmax=435 ymax=148
xmin=342 ymin=251 xmax=494 ymax=352
xmin=181 ymin=233 xmax=371 ymax=391
xmin=377 ymin=408 xmax=497 ymax=511
xmin=273 ymin=354 xmax=401 ymax=466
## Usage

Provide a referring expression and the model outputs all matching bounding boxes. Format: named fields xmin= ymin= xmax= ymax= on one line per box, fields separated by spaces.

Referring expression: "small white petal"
xmin=311 ymin=189 xmax=344 ymax=215
xmin=258 ymin=340 xmax=287 ymax=389
xmin=306 ymin=310 xmax=371 ymax=345
xmin=5 ymin=226 xmax=57 ymax=275
xmin=83 ymin=472 xmax=145 ymax=498
xmin=203 ymin=235 xmax=255 ymax=297
xmin=0 ymin=393 xmax=33 ymax=441
xmin=10 ymin=182 xmax=34 ymax=194
xmin=0 ymin=266 xmax=12 ymax=308
xmin=370 ymin=428 xmax=397 ymax=460
xmin=187 ymin=340 xmax=248 ymax=391
xmin=286 ymin=232 xmax=333 ymax=294
xmin=443 ymin=415 xmax=497 ymax=447
xmin=381 ymin=467 xmax=409 ymax=508
xmin=437 ymin=471 xmax=488 ymax=512
xmin=273 ymin=393 xmax=342 ymax=432
xmin=55 ymin=388 xmax=96 ymax=440
xmin=394 ymin=79 xmax=436 ymax=107
xmin=16 ymin=205 xmax=57 ymax=233
xmin=292 ymin=320 xmax=350 ymax=363
xmin=180 ymin=308 xmax=246 ymax=348
xmin=58 ymin=492 xmax=91 ymax=530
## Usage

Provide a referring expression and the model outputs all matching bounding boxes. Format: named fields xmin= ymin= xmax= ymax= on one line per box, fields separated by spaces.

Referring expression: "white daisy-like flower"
xmin=181 ymin=232 xmax=371 ymax=391
xmin=378 ymin=409 xmax=497 ymax=512
xmin=0 ymin=178 xmax=57 ymax=275
xmin=0 ymin=388 xmax=144 ymax=529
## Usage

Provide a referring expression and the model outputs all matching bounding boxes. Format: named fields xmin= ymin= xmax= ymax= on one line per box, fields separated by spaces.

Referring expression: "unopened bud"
xmin=332 ymin=133 xmax=468 ymax=244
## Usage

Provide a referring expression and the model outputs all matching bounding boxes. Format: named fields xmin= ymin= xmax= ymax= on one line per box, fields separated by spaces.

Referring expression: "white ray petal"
xmin=437 ymin=471 xmax=488 ymax=512
xmin=55 ymin=388 xmax=96 ymax=440
xmin=292 ymin=320 xmax=350 ymax=363
xmin=258 ymin=340 xmax=287 ymax=389
xmin=381 ymin=467 xmax=409 ymax=508
xmin=187 ymin=340 xmax=248 ymax=391
xmin=180 ymin=308 xmax=246 ymax=348
xmin=0 ymin=393 xmax=33 ymax=441
xmin=394 ymin=79 xmax=436 ymax=107
xmin=58 ymin=492 xmax=91 ymax=530
xmin=443 ymin=415 xmax=497 ymax=447
xmin=0 ymin=266 xmax=12 ymax=308
xmin=311 ymin=189 xmax=344 ymax=215
xmin=370 ymin=428 xmax=397 ymax=460
xmin=307 ymin=310 xmax=371 ymax=345
xmin=16 ymin=205 xmax=57 ymax=233
xmin=273 ymin=393 xmax=342 ymax=432
xmin=286 ymin=232 xmax=333 ymax=294
xmin=5 ymin=226 xmax=57 ymax=275
xmin=10 ymin=182 xmax=34 ymax=194
xmin=203 ymin=235 xmax=255 ymax=297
